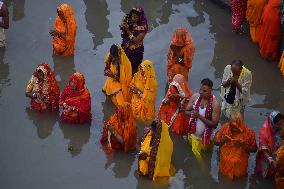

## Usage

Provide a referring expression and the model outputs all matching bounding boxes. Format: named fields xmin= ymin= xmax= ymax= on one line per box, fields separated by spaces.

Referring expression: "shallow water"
xmin=0 ymin=0 xmax=283 ymax=188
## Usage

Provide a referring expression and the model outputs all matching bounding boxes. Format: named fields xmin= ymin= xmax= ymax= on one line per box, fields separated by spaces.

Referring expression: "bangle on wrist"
xmin=129 ymin=34 xmax=134 ymax=40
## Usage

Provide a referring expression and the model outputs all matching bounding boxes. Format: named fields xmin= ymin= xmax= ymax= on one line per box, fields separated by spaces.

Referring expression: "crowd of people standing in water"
xmin=15 ymin=2 xmax=284 ymax=188
xmin=231 ymin=0 xmax=284 ymax=75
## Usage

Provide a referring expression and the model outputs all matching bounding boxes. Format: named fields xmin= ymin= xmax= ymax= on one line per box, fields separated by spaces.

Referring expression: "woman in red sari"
xmin=101 ymin=102 xmax=137 ymax=152
xmin=256 ymin=111 xmax=284 ymax=178
xmin=167 ymin=28 xmax=195 ymax=84
xmin=26 ymin=63 xmax=60 ymax=112
xmin=158 ymin=74 xmax=192 ymax=135
xmin=60 ymin=72 xmax=92 ymax=124
xmin=258 ymin=0 xmax=281 ymax=61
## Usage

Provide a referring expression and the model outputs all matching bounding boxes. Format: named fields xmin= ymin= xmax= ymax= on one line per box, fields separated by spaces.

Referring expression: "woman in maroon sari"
xmin=256 ymin=111 xmax=284 ymax=178
xmin=120 ymin=7 xmax=148 ymax=73
xmin=158 ymin=74 xmax=192 ymax=135
xmin=59 ymin=72 xmax=92 ymax=124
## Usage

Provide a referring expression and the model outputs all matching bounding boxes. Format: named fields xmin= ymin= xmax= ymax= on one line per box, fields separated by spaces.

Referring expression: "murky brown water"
xmin=0 ymin=0 xmax=283 ymax=188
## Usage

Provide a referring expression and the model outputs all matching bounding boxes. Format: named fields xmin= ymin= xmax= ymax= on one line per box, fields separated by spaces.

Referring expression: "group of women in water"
xmin=24 ymin=3 xmax=284 ymax=188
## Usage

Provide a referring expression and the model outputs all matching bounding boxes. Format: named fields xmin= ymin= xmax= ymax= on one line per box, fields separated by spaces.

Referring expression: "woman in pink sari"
xmin=256 ymin=111 xmax=284 ymax=178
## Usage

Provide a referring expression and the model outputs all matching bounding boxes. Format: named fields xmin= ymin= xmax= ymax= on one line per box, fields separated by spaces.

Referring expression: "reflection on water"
xmin=101 ymin=97 xmax=115 ymax=122
xmin=0 ymin=48 xmax=9 ymax=103
xmin=83 ymin=0 xmax=112 ymax=50
xmin=59 ymin=122 xmax=91 ymax=157
xmin=25 ymin=107 xmax=58 ymax=139
xmin=53 ymin=55 xmax=75 ymax=90
xmin=120 ymin=0 xmax=191 ymax=31
xmin=5 ymin=0 xmax=26 ymax=21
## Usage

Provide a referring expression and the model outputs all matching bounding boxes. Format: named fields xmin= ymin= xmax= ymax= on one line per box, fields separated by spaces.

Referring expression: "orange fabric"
xmin=275 ymin=142 xmax=284 ymax=189
xmin=102 ymin=47 xmax=132 ymax=106
xmin=167 ymin=28 xmax=195 ymax=83
xmin=279 ymin=51 xmax=284 ymax=75
xmin=158 ymin=74 xmax=192 ymax=135
xmin=101 ymin=103 xmax=137 ymax=152
xmin=246 ymin=0 xmax=267 ymax=43
xmin=215 ymin=112 xmax=256 ymax=180
xmin=258 ymin=0 xmax=281 ymax=61
xmin=52 ymin=3 xmax=76 ymax=56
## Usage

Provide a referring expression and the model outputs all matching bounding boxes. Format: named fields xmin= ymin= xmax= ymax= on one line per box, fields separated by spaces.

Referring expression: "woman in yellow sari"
xmin=138 ymin=120 xmax=174 ymax=181
xmin=102 ymin=44 xmax=132 ymax=106
xmin=50 ymin=3 xmax=76 ymax=57
xmin=130 ymin=60 xmax=157 ymax=125
xmin=275 ymin=142 xmax=284 ymax=189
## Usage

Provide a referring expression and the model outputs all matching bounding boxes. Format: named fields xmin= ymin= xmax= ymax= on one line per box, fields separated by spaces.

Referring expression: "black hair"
xmin=151 ymin=120 xmax=158 ymax=130
xmin=110 ymin=44 xmax=119 ymax=57
xmin=201 ymin=78 xmax=213 ymax=88
xmin=130 ymin=9 xmax=141 ymax=17
xmin=231 ymin=59 xmax=244 ymax=67
xmin=274 ymin=113 xmax=284 ymax=125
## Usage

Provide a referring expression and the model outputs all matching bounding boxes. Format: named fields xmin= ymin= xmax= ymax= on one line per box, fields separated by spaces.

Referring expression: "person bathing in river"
xmin=26 ymin=63 xmax=60 ymax=112
xmin=0 ymin=0 xmax=9 ymax=47
xmin=120 ymin=7 xmax=148 ymax=73
xmin=221 ymin=60 xmax=252 ymax=118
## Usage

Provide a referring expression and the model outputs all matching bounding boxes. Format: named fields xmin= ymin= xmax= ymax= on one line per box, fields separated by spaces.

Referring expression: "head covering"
xmin=167 ymin=74 xmax=192 ymax=98
xmin=129 ymin=7 xmax=148 ymax=30
xmin=69 ymin=72 xmax=86 ymax=93
xmin=170 ymin=28 xmax=194 ymax=47
xmin=230 ymin=111 xmax=245 ymax=132
xmin=270 ymin=111 xmax=281 ymax=128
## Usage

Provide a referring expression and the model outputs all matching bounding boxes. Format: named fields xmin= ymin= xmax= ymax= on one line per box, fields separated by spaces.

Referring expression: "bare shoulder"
xmin=212 ymin=97 xmax=221 ymax=109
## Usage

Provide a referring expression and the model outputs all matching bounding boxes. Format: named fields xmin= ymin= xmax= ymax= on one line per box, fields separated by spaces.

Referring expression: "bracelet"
xmin=32 ymin=93 xmax=36 ymax=98
xmin=129 ymin=34 xmax=134 ymax=40
xmin=267 ymin=156 xmax=273 ymax=163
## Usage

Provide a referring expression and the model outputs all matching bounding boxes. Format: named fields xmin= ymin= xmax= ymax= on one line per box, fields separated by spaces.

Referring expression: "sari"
xmin=102 ymin=46 xmax=132 ymax=106
xmin=231 ymin=0 xmax=248 ymax=31
xmin=26 ymin=63 xmax=60 ymax=112
xmin=138 ymin=120 xmax=174 ymax=181
xmin=258 ymin=0 xmax=281 ymax=61
xmin=256 ymin=111 xmax=283 ymax=178
xmin=167 ymin=28 xmax=195 ymax=83
xmin=60 ymin=72 xmax=92 ymax=124
xmin=158 ymin=74 xmax=192 ymax=135
xmin=275 ymin=142 xmax=284 ymax=189
xmin=279 ymin=0 xmax=284 ymax=75
xmin=130 ymin=60 xmax=158 ymax=125
xmin=221 ymin=65 xmax=252 ymax=118
xmin=215 ymin=112 xmax=256 ymax=180
xmin=101 ymin=103 xmax=137 ymax=152
xmin=52 ymin=3 xmax=76 ymax=57
xmin=246 ymin=0 xmax=267 ymax=43
xmin=279 ymin=52 xmax=284 ymax=75
xmin=120 ymin=7 xmax=148 ymax=72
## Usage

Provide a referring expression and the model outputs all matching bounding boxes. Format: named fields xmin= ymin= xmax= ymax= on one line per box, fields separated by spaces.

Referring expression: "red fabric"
xmin=188 ymin=95 xmax=213 ymax=145
xmin=256 ymin=115 xmax=276 ymax=177
xmin=60 ymin=72 xmax=92 ymax=124
xmin=158 ymin=74 xmax=192 ymax=135
xmin=231 ymin=0 xmax=248 ymax=30
xmin=31 ymin=63 xmax=60 ymax=112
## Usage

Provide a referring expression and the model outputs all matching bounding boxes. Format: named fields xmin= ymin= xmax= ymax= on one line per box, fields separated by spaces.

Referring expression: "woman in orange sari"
xmin=167 ymin=28 xmax=195 ymax=84
xmin=60 ymin=72 xmax=92 ymax=124
xmin=101 ymin=102 xmax=137 ymax=152
xmin=26 ymin=63 xmax=60 ymax=112
xmin=258 ymin=0 xmax=281 ymax=61
xmin=215 ymin=112 xmax=257 ymax=180
xmin=102 ymin=44 xmax=132 ymax=106
xmin=130 ymin=60 xmax=158 ymax=125
xmin=246 ymin=0 xmax=267 ymax=43
xmin=275 ymin=142 xmax=284 ymax=189
xmin=50 ymin=3 xmax=76 ymax=57
xmin=158 ymin=74 xmax=192 ymax=135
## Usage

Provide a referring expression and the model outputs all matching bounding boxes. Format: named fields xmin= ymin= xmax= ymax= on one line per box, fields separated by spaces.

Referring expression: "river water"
xmin=0 ymin=0 xmax=283 ymax=188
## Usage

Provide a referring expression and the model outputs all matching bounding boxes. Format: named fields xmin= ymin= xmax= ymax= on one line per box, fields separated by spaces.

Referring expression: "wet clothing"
xmin=52 ymin=3 xmax=76 ymax=56
xmin=279 ymin=52 xmax=284 ymax=75
xmin=0 ymin=1 xmax=6 ymax=47
xmin=101 ymin=103 xmax=137 ymax=152
xmin=275 ymin=142 xmax=284 ymax=189
xmin=26 ymin=64 xmax=60 ymax=112
xmin=102 ymin=47 xmax=132 ymax=106
xmin=121 ymin=7 xmax=148 ymax=72
xmin=167 ymin=28 xmax=195 ymax=83
xmin=158 ymin=74 xmax=192 ymax=135
xmin=60 ymin=72 xmax=92 ymax=124
xmin=221 ymin=65 xmax=252 ymax=118
xmin=130 ymin=60 xmax=157 ymax=125
xmin=138 ymin=121 xmax=174 ymax=181
xmin=215 ymin=113 xmax=256 ymax=180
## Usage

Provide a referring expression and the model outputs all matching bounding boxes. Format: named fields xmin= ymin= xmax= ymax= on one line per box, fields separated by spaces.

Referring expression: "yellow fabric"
xmin=102 ymin=48 xmax=132 ymax=105
xmin=279 ymin=51 xmax=284 ymax=76
xmin=153 ymin=121 xmax=173 ymax=181
xmin=188 ymin=134 xmax=213 ymax=161
xmin=130 ymin=60 xmax=158 ymax=124
xmin=26 ymin=78 xmax=34 ymax=93
xmin=139 ymin=131 xmax=152 ymax=176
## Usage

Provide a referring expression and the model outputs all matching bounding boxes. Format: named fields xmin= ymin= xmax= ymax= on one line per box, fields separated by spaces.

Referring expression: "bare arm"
xmin=131 ymin=32 xmax=146 ymax=44
xmin=198 ymin=98 xmax=221 ymax=129
xmin=0 ymin=4 xmax=9 ymax=29
xmin=184 ymin=93 xmax=199 ymax=113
